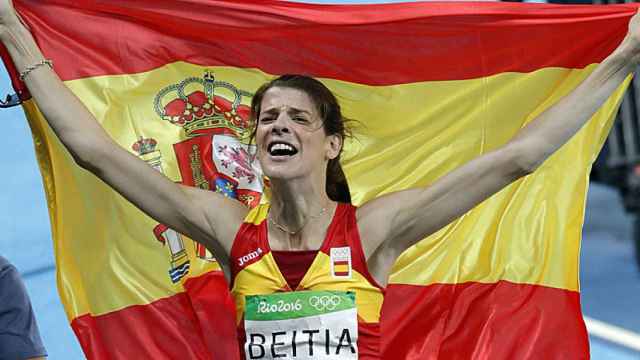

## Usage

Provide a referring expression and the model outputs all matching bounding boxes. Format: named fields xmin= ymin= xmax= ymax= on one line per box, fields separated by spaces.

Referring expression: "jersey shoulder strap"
xmin=322 ymin=203 xmax=360 ymax=253
xmin=230 ymin=203 xmax=270 ymax=277
xmin=243 ymin=203 xmax=269 ymax=225
xmin=321 ymin=203 xmax=384 ymax=290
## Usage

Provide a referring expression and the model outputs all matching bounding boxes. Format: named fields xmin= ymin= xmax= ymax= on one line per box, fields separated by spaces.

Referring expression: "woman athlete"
xmin=2 ymin=1 xmax=640 ymax=358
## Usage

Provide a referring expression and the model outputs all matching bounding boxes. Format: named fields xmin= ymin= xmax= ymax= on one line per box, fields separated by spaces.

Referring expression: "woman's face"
xmin=255 ymin=86 xmax=341 ymax=181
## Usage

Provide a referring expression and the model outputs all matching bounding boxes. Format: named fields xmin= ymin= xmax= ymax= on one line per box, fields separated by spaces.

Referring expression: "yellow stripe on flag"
xmin=24 ymin=62 xmax=626 ymax=318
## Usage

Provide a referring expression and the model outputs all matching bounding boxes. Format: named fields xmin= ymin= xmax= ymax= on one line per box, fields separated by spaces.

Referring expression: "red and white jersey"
xmin=230 ymin=203 xmax=384 ymax=359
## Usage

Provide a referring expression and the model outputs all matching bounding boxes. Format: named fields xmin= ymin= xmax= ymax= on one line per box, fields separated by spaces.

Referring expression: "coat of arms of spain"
xmin=132 ymin=71 xmax=263 ymax=283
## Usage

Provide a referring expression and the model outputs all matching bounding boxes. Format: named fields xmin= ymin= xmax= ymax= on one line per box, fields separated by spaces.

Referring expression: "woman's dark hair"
xmin=249 ymin=74 xmax=352 ymax=203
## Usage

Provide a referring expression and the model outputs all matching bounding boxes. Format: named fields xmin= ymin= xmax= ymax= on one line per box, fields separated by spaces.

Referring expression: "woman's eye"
xmin=259 ymin=117 xmax=274 ymax=123
xmin=294 ymin=117 xmax=309 ymax=123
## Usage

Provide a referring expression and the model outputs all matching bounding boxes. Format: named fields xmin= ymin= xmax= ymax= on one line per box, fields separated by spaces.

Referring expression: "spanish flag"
xmin=1 ymin=0 xmax=636 ymax=359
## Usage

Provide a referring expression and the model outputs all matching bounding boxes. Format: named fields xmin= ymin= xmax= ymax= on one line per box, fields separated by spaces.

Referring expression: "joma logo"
xmin=238 ymin=248 xmax=264 ymax=266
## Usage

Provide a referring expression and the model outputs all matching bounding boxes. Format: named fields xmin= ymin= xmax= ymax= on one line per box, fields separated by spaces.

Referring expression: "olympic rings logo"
xmin=308 ymin=295 xmax=342 ymax=311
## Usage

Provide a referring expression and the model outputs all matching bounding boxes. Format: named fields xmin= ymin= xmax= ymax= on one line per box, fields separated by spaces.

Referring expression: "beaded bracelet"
xmin=19 ymin=59 xmax=53 ymax=81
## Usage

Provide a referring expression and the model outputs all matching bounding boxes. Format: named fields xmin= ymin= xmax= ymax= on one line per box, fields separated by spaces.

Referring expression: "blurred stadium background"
xmin=0 ymin=0 xmax=639 ymax=358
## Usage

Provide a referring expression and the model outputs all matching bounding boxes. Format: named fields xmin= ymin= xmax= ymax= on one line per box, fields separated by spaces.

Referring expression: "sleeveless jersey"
xmin=230 ymin=203 xmax=384 ymax=359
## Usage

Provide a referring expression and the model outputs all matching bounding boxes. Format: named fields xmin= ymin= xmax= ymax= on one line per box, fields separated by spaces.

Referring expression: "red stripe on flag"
xmin=71 ymin=294 xmax=211 ymax=359
xmin=71 ymin=271 xmax=239 ymax=360
xmin=183 ymin=271 xmax=240 ymax=360
xmin=333 ymin=260 xmax=349 ymax=266
xmin=12 ymin=1 xmax=638 ymax=84
xmin=380 ymin=281 xmax=588 ymax=359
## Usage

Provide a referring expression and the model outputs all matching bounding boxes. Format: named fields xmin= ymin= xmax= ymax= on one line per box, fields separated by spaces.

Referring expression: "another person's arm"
xmin=0 ymin=256 xmax=47 ymax=360
xmin=0 ymin=2 xmax=245 ymax=268
xmin=360 ymin=11 xmax=640 ymax=285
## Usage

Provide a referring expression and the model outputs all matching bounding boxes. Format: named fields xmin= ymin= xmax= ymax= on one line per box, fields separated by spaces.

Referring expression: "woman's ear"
xmin=326 ymin=134 xmax=343 ymax=160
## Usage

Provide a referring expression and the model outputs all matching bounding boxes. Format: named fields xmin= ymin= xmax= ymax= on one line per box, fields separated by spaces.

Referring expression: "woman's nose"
xmin=272 ymin=115 xmax=290 ymax=134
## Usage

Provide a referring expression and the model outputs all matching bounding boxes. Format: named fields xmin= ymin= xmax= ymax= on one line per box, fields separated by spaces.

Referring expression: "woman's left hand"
xmin=621 ymin=9 xmax=640 ymax=66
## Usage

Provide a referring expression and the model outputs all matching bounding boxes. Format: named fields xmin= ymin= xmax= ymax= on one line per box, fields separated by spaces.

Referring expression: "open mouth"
xmin=268 ymin=141 xmax=299 ymax=157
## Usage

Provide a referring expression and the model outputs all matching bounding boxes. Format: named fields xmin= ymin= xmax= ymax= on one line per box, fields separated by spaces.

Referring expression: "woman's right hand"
xmin=0 ymin=0 xmax=29 ymax=39
xmin=0 ymin=0 xmax=17 ymax=26
xmin=0 ymin=0 xmax=245 ymax=277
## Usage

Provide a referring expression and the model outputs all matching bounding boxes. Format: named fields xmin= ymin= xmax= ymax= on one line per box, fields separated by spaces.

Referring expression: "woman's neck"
xmin=268 ymin=177 xmax=333 ymax=243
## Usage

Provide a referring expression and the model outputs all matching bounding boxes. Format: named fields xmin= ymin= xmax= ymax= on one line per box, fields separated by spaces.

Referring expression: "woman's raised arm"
xmin=0 ymin=1 xmax=246 ymax=269
xmin=359 ymin=10 xmax=640 ymax=285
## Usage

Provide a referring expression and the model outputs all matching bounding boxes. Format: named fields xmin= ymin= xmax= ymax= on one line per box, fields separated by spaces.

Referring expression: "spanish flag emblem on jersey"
xmin=1 ymin=0 xmax=637 ymax=359
xmin=330 ymin=247 xmax=352 ymax=278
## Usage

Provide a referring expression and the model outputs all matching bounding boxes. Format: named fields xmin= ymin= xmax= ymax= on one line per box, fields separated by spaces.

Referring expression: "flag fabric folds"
xmin=2 ymin=0 xmax=637 ymax=358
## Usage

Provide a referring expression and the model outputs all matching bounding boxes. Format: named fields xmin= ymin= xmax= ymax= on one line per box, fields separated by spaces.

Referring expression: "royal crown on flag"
xmin=131 ymin=137 xmax=157 ymax=155
xmin=154 ymin=71 xmax=253 ymax=137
